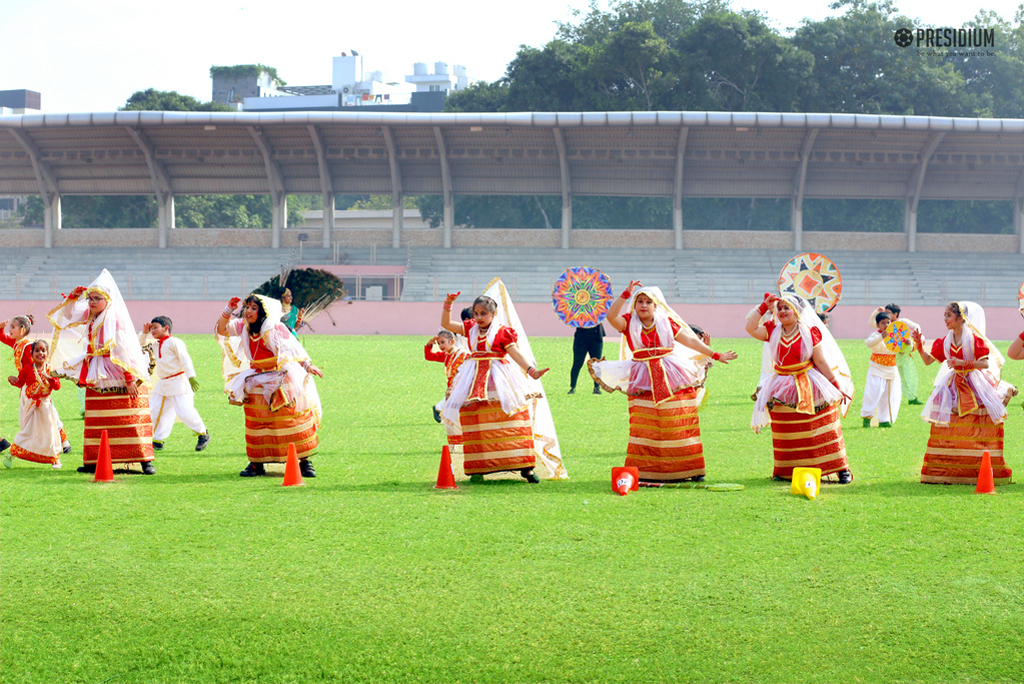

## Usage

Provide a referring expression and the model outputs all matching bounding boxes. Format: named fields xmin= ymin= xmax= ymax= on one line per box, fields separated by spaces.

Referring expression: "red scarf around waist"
xmin=631 ymin=346 xmax=676 ymax=404
xmin=468 ymin=350 xmax=506 ymax=402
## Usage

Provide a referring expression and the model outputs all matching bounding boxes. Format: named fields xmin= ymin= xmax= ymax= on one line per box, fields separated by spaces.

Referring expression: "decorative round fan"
xmin=551 ymin=267 xmax=614 ymax=328
xmin=883 ymin=319 xmax=914 ymax=353
xmin=777 ymin=252 xmax=843 ymax=314
xmin=1018 ymin=279 xmax=1024 ymax=318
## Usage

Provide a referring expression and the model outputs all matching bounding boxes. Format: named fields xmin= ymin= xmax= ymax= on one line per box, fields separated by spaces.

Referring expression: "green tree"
xmin=676 ymin=12 xmax=815 ymax=111
xmin=121 ymin=88 xmax=234 ymax=112
xmin=951 ymin=9 xmax=1024 ymax=118
xmin=792 ymin=1 xmax=968 ymax=115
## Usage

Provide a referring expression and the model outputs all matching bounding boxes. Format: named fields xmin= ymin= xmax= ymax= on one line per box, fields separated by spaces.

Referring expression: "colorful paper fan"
xmin=777 ymin=252 xmax=843 ymax=315
xmin=1017 ymin=280 xmax=1024 ymax=317
xmin=552 ymin=267 xmax=614 ymax=328
xmin=883 ymin=319 xmax=914 ymax=353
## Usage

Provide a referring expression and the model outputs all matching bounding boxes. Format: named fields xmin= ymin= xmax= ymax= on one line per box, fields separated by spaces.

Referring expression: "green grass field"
xmin=2 ymin=334 xmax=1023 ymax=684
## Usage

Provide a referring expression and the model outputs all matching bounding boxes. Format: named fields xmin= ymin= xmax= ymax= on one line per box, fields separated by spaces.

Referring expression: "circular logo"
xmin=894 ymin=28 xmax=914 ymax=48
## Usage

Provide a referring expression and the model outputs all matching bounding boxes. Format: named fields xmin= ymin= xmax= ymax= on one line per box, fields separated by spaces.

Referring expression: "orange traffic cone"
xmin=434 ymin=445 xmax=458 ymax=490
xmin=93 ymin=430 xmax=114 ymax=483
xmin=612 ymin=466 xmax=639 ymax=496
xmin=282 ymin=444 xmax=304 ymax=487
xmin=976 ymin=450 xmax=996 ymax=495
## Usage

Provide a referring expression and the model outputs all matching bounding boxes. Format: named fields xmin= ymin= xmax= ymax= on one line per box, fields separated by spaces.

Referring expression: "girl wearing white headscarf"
xmin=590 ymin=280 xmax=737 ymax=483
xmin=216 ymin=294 xmax=323 ymax=478
xmin=913 ymin=301 xmax=1015 ymax=485
xmin=441 ymin=278 xmax=566 ymax=483
xmin=48 ymin=269 xmax=155 ymax=474
xmin=745 ymin=293 xmax=854 ymax=483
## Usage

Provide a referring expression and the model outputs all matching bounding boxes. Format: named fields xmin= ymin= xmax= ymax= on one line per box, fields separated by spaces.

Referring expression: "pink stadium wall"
xmin=9 ymin=301 xmax=1022 ymax=341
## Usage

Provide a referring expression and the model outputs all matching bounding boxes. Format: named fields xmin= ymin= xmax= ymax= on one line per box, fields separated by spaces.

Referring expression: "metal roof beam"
xmin=7 ymin=128 xmax=58 ymax=203
xmin=553 ymin=127 xmax=572 ymax=249
xmin=307 ymin=125 xmax=333 ymax=198
xmin=792 ymin=128 xmax=819 ymax=207
xmin=246 ymin=126 xmax=285 ymax=197
xmin=906 ymin=132 xmax=946 ymax=213
xmin=125 ymin=126 xmax=172 ymax=200
xmin=382 ymin=126 xmax=404 ymax=249
xmin=673 ymin=126 xmax=689 ymax=250
xmin=433 ymin=126 xmax=453 ymax=249
xmin=307 ymin=125 xmax=334 ymax=249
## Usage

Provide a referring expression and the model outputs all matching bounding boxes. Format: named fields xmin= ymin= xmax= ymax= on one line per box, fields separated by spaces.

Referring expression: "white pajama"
xmin=860 ymin=332 xmax=901 ymax=423
xmin=150 ymin=392 xmax=207 ymax=441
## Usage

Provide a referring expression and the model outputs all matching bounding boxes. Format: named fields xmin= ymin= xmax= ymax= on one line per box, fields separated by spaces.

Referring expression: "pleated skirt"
xmin=625 ymin=387 xmax=705 ymax=481
xmin=768 ymin=403 xmax=848 ymax=478
xmin=244 ymin=393 xmax=319 ymax=463
xmin=83 ymin=388 xmax=154 ymax=465
xmin=921 ymin=409 xmax=1012 ymax=485
xmin=459 ymin=400 xmax=534 ymax=475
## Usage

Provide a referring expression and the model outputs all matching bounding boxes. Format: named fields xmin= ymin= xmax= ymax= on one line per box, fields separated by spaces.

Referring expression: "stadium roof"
xmin=2 ymin=110 xmax=1023 ymax=203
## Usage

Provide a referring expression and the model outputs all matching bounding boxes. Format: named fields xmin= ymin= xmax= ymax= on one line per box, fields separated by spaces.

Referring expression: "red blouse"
xmin=765 ymin=321 xmax=822 ymax=366
xmin=621 ymin=313 xmax=681 ymax=352
xmin=10 ymin=363 xmax=60 ymax=398
xmin=929 ymin=335 xmax=989 ymax=363
xmin=462 ymin=320 xmax=518 ymax=355
xmin=424 ymin=342 xmax=467 ymax=388
xmin=0 ymin=331 xmax=31 ymax=372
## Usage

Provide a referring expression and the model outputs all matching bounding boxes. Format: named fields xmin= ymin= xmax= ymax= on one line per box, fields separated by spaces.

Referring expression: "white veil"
xmin=481 ymin=278 xmax=567 ymax=480
xmin=48 ymin=268 xmax=149 ymax=388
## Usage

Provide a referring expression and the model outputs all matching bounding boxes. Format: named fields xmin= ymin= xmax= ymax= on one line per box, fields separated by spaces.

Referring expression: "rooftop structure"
xmin=217 ymin=54 xmax=468 ymax=114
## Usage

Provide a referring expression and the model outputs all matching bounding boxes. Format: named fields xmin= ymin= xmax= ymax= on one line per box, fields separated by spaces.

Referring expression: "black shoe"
xmin=77 ymin=464 xmax=96 ymax=474
xmin=152 ymin=440 xmax=164 ymax=451
xmin=772 ymin=475 xmax=789 ymax=482
xmin=195 ymin=433 xmax=210 ymax=452
xmin=62 ymin=444 xmax=72 ymax=454
xmin=432 ymin=407 xmax=442 ymax=423
xmin=690 ymin=475 xmax=705 ymax=483
xmin=141 ymin=461 xmax=156 ymax=475
xmin=0 ymin=438 xmax=10 ymax=453
xmin=240 ymin=463 xmax=265 ymax=477
xmin=521 ymin=468 xmax=540 ymax=484
xmin=300 ymin=459 xmax=316 ymax=478
xmin=908 ymin=399 xmax=923 ymax=405
xmin=593 ymin=386 xmax=602 ymax=394
xmin=470 ymin=474 xmax=484 ymax=484
xmin=837 ymin=469 xmax=853 ymax=484
xmin=567 ymin=388 xmax=575 ymax=395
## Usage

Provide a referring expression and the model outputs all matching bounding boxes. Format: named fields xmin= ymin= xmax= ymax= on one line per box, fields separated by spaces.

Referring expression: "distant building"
xmin=0 ymin=89 xmax=41 ymax=115
xmin=405 ymin=62 xmax=469 ymax=94
xmin=212 ymin=54 xmax=469 ymax=113
xmin=210 ymin=67 xmax=280 ymax=108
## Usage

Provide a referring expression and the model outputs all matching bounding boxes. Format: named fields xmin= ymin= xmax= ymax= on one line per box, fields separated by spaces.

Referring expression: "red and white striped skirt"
xmin=921 ymin=409 xmax=1012 ymax=485
xmin=768 ymin=403 xmax=848 ymax=478
xmin=625 ymin=387 xmax=705 ymax=481
xmin=244 ymin=393 xmax=319 ymax=463
xmin=459 ymin=400 xmax=534 ymax=475
xmin=83 ymin=388 xmax=154 ymax=465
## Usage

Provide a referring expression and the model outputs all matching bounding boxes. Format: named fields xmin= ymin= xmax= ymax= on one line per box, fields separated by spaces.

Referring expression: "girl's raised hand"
xmin=444 ymin=291 xmax=461 ymax=307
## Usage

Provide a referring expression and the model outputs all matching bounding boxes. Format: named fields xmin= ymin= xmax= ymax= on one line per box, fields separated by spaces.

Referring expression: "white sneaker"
xmin=52 ymin=460 xmax=63 ymax=470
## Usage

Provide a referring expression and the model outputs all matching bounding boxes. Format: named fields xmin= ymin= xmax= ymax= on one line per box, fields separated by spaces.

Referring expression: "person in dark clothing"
xmin=569 ymin=323 xmax=605 ymax=394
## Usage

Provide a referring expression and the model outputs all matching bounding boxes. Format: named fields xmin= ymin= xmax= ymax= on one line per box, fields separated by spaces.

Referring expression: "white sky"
xmin=1 ymin=0 xmax=1020 ymax=113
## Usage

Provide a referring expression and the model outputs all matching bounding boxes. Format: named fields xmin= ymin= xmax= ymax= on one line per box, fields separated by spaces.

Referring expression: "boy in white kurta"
xmin=861 ymin=310 xmax=901 ymax=427
xmin=140 ymin=316 xmax=210 ymax=451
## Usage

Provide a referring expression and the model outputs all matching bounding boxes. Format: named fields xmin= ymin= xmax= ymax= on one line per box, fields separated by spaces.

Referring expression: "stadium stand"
xmin=0 ymin=245 xmax=1020 ymax=309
